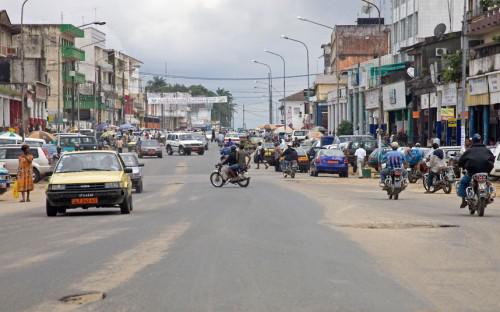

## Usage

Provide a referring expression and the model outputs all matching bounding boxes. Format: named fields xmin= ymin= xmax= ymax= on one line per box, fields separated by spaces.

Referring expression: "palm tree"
xmin=213 ymin=88 xmax=236 ymax=128
xmin=146 ymin=76 xmax=167 ymax=92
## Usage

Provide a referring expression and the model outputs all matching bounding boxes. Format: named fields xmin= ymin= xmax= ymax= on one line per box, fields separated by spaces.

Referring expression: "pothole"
xmin=334 ymin=222 xmax=459 ymax=230
xmin=59 ymin=291 xmax=106 ymax=305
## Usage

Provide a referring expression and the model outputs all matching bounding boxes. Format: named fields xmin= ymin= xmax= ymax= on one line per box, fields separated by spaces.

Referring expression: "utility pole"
xmin=57 ymin=31 xmax=61 ymax=133
xmin=20 ymin=0 xmax=30 ymax=139
xmin=242 ymin=103 xmax=245 ymax=129
xmin=121 ymin=70 xmax=125 ymax=124
xmin=268 ymin=72 xmax=273 ymax=124
xmin=71 ymin=61 xmax=76 ymax=128
xmin=459 ymin=0 xmax=468 ymax=147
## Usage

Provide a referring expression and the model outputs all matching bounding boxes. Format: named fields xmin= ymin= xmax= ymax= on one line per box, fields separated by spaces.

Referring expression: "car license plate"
xmin=71 ymin=197 xmax=98 ymax=205
xmin=148 ymin=150 xmax=156 ymax=155
xmin=328 ymin=160 xmax=338 ymax=164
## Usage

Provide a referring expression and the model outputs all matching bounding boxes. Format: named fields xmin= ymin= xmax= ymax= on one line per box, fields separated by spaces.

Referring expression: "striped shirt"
xmin=383 ymin=150 xmax=405 ymax=169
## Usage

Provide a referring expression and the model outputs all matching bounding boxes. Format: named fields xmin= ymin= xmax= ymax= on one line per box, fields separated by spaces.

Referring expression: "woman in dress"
xmin=17 ymin=144 xmax=34 ymax=202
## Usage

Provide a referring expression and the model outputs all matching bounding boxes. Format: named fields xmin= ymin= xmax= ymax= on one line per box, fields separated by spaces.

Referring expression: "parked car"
xmin=0 ymin=145 xmax=52 ymax=182
xmin=45 ymin=151 xmax=133 ymax=216
xmin=343 ymin=139 xmax=379 ymax=172
xmin=262 ymin=142 xmax=277 ymax=166
xmin=58 ymin=135 xmax=98 ymax=152
xmin=120 ymin=153 xmax=144 ymax=193
xmin=309 ymin=148 xmax=349 ymax=177
xmin=24 ymin=138 xmax=46 ymax=147
xmin=137 ymin=140 xmax=163 ymax=158
xmin=224 ymin=132 xmax=241 ymax=145
xmin=166 ymin=133 xmax=204 ymax=156
xmin=0 ymin=162 xmax=10 ymax=195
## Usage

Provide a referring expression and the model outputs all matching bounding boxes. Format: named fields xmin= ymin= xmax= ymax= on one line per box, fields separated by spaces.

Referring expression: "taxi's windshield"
xmin=55 ymin=153 xmax=122 ymax=173
xmin=179 ymin=134 xmax=194 ymax=140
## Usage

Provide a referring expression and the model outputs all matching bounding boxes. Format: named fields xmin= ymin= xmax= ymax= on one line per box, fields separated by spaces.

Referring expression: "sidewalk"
xmin=0 ymin=182 xmax=47 ymax=216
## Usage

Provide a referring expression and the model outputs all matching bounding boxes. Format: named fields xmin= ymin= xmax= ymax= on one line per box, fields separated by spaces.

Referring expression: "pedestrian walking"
xmin=354 ymin=145 xmax=367 ymax=178
xmin=116 ymin=137 xmax=124 ymax=153
xmin=17 ymin=145 xmax=34 ymax=202
xmin=255 ymin=142 xmax=268 ymax=169
xmin=211 ymin=129 xmax=216 ymax=142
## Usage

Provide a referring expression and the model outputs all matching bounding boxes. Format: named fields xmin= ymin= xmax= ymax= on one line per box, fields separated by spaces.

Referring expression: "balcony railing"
xmin=60 ymin=24 xmax=84 ymax=38
xmin=469 ymin=53 xmax=500 ymax=76
xmin=62 ymin=71 xmax=85 ymax=84
xmin=62 ymin=46 xmax=85 ymax=61
xmin=64 ymin=94 xmax=105 ymax=110
xmin=468 ymin=7 xmax=500 ymax=34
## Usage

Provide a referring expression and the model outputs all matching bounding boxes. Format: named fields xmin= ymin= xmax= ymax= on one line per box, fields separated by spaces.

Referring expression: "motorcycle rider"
xmin=425 ymin=143 xmax=446 ymax=193
xmin=405 ymin=143 xmax=424 ymax=169
xmin=235 ymin=143 xmax=251 ymax=179
xmin=379 ymin=142 xmax=407 ymax=187
xmin=220 ymin=145 xmax=238 ymax=181
xmin=457 ymin=134 xmax=495 ymax=208
xmin=224 ymin=138 xmax=235 ymax=148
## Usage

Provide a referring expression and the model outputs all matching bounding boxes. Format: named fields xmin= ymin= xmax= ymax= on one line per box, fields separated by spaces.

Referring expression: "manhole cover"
xmin=60 ymin=291 xmax=106 ymax=305
xmin=335 ymin=222 xmax=459 ymax=230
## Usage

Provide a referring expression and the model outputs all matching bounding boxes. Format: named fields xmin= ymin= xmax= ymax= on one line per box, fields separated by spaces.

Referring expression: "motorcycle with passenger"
xmin=381 ymin=167 xmax=407 ymax=200
xmin=423 ymin=166 xmax=455 ymax=194
xmin=282 ymin=160 xmax=298 ymax=179
xmin=461 ymin=171 xmax=495 ymax=216
xmin=210 ymin=164 xmax=250 ymax=188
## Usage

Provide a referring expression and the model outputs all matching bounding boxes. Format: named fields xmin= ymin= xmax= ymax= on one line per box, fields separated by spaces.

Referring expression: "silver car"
xmin=0 ymin=145 xmax=52 ymax=183
xmin=120 ymin=153 xmax=145 ymax=193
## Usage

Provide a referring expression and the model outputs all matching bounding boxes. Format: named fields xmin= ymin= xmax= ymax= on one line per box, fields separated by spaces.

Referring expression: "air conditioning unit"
xmin=6 ymin=48 xmax=17 ymax=57
xmin=436 ymin=48 xmax=448 ymax=57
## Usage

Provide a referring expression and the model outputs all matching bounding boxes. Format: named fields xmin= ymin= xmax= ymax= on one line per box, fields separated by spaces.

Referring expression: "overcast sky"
xmin=4 ymin=0 xmax=388 ymax=128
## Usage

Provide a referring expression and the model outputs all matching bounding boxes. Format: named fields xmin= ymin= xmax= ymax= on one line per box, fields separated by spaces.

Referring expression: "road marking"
xmin=4 ymin=251 xmax=64 ymax=270
xmin=29 ymin=221 xmax=190 ymax=312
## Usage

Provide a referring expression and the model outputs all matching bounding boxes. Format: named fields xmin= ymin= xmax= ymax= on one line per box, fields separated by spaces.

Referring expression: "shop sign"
xmin=441 ymin=108 xmax=455 ymax=120
xmin=421 ymin=93 xmax=430 ymax=109
xmin=469 ymin=76 xmax=488 ymax=95
xmin=488 ymin=73 xmax=500 ymax=104
xmin=364 ymin=89 xmax=379 ymax=110
xmin=412 ymin=111 xmax=420 ymax=119
xmin=442 ymin=83 xmax=457 ymax=106
xmin=430 ymin=92 xmax=438 ymax=108
xmin=448 ymin=118 xmax=457 ymax=128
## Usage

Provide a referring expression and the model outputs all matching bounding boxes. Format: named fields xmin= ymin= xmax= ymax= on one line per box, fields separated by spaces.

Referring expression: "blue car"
xmin=309 ymin=148 xmax=349 ymax=177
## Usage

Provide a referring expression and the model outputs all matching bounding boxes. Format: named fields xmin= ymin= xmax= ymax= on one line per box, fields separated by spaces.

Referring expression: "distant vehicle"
xmin=491 ymin=148 xmax=500 ymax=178
xmin=292 ymin=130 xmax=309 ymax=142
xmin=337 ymin=135 xmax=374 ymax=143
xmin=166 ymin=133 xmax=205 ymax=156
xmin=309 ymin=148 xmax=349 ymax=178
xmin=46 ymin=151 xmax=133 ymax=216
xmin=343 ymin=139 xmax=379 ymax=172
xmin=120 ymin=153 xmax=144 ymax=193
xmin=0 ymin=163 xmax=10 ymax=195
xmin=58 ymin=135 xmax=98 ymax=152
xmin=78 ymin=129 xmax=95 ymax=137
xmin=23 ymin=138 xmax=46 ymax=147
xmin=137 ymin=140 xmax=163 ymax=158
xmin=0 ymin=145 xmax=52 ymax=183
xmin=296 ymin=147 xmax=310 ymax=172
xmin=224 ymin=132 xmax=240 ymax=145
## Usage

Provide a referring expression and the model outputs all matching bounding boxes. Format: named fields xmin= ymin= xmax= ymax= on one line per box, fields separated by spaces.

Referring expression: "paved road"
xmin=2 ymin=143 xmax=498 ymax=311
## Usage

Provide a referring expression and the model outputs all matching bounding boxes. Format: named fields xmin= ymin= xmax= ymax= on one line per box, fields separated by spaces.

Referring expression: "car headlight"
xmin=132 ymin=167 xmax=140 ymax=175
xmin=104 ymin=182 xmax=121 ymax=189
xmin=49 ymin=184 xmax=66 ymax=191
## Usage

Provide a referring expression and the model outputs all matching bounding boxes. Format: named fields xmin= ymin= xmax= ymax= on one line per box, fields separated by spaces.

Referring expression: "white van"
xmin=292 ymin=130 xmax=309 ymax=142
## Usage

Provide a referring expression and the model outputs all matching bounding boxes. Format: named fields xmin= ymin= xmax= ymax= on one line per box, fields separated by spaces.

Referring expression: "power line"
xmin=139 ymin=72 xmax=321 ymax=81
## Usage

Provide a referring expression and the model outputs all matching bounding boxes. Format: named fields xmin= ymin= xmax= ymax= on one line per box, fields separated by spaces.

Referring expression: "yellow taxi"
xmin=46 ymin=151 xmax=133 ymax=216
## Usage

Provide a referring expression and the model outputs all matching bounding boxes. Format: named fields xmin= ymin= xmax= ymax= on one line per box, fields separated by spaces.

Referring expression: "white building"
xmin=390 ymin=0 xmax=463 ymax=62
xmin=279 ymin=92 xmax=305 ymax=130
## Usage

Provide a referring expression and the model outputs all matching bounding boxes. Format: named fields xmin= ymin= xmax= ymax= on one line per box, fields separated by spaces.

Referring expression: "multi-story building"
xmin=279 ymin=92 xmax=306 ymax=130
xmin=0 ymin=10 xmax=21 ymax=130
xmin=465 ymin=0 xmax=500 ymax=144
xmin=390 ymin=0 xmax=463 ymax=62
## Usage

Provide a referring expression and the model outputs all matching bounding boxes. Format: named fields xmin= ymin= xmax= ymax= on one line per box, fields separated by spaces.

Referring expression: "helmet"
xmin=415 ymin=143 xmax=421 ymax=147
xmin=471 ymin=133 xmax=482 ymax=144
xmin=390 ymin=142 xmax=399 ymax=149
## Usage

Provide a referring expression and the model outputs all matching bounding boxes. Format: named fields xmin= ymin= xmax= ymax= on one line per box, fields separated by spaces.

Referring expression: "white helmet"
xmin=390 ymin=141 xmax=399 ymax=149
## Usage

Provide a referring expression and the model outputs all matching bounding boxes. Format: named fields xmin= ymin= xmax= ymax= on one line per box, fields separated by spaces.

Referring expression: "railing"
xmin=62 ymin=46 xmax=85 ymax=61
xmin=469 ymin=53 xmax=500 ymax=76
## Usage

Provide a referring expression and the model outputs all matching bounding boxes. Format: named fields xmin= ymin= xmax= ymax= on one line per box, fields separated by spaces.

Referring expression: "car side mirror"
xmin=139 ymin=163 xmax=145 ymax=167
xmin=124 ymin=168 xmax=133 ymax=173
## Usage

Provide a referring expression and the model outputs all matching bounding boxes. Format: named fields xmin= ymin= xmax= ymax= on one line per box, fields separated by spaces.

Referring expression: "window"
xmin=414 ymin=12 xmax=418 ymax=36
xmin=401 ymin=18 xmax=407 ymax=40
xmin=407 ymin=15 xmax=413 ymax=39
xmin=0 ymin=149 xmax=6 ymax=159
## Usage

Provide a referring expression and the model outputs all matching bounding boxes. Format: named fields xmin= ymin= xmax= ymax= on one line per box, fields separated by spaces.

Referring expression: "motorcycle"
xmin=463 ymin=172 xmax=496 ymax=217
xmin=423 ymin=166 xmax=455 ymax=194
xmin=282 ymin=160 xmax=298 ymax=179
xmin=0 ymin=163 xmax=10 ymax=196
xmin=382 ymin=168 xmax=407 ymax=200
xmin=210 ymin=164 xmax=250 ymax=188
xmin=407 ymin=163 xmax=424 ymax=183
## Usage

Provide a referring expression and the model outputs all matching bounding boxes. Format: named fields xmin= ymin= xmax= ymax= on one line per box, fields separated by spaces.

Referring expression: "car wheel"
xmin=138 ymin=153 xmax=143 ymax=159
xmin=120 ymin=195 xmax=131 ymax=214
xmin=198 ymin=150 xmax=205 ymax=156
xmin=158 ymin=153 xmax=163 ymax=158
xmin=179 ymin=146 xmax=185 ymax=155
xmin=46 ymin=200 xmax=57 ymax=217
xmin=136 ymin=180 xmax=143 ymax=193
xmin=32 ymin=168 xmax=41 ymax=183
xmin=186 ymin=150 xmax=192 ymax=156
xmin=167 ymin=146 xmax=173 ymax=155
xmin=57 ymin=207 xmax=66 ymax=214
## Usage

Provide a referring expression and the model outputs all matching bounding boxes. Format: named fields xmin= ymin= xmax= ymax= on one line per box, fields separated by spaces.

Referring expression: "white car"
xmin=491 ymin=148 xmax=500 ymax=178
xmin=165 ymin=133 xmax=205 ymax=156
xmin=292 ymin=130 xmax=309 ymax=142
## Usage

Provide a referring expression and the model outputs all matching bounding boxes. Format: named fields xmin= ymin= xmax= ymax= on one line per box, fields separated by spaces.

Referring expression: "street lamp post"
xmin=282 ymin=35 xmax=310 ymax=128
xmin=265 ymin=50 xmax=286 ymax=130
xmin=252 ymin=60 xmax=273 ymax=124
xmin=20 ymin=0 xmax=30 ymax=140
xmin=361 ymin=0 xmax=383 ymax=149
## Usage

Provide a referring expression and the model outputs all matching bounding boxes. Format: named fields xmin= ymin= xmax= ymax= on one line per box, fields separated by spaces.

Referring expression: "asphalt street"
xmin=1 ymin=143 xmax=499 ymax=311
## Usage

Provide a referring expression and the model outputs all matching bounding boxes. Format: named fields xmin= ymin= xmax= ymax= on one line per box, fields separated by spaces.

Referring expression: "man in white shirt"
xmin=354 ymin=145 xmax=367 ymax=178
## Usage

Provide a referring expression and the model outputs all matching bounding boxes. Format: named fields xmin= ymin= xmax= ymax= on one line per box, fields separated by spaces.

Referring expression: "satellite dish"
xmin=434 ymin=23 xmax=447 ymax=38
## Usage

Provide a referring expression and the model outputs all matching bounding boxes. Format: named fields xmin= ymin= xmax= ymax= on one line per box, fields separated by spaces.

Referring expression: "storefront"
xmin=487 ymin=72 xmax=500 ymax=143
xmin=437 ymin=83 xmax=459 ymax=146
xmin=467 ymin=76 xmax=490 ymax=144
xmin=364 ymin=88 xmax=381 ymax=136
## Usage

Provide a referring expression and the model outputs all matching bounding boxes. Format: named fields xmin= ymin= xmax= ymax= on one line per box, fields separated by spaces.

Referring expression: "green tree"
xmin=337 ymin=120 xmax=353 ymax=135
xmin=212 ymin=88 xmax=236 ymax=128
xmin=146 ymin=76 xmax=167 ymax=92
